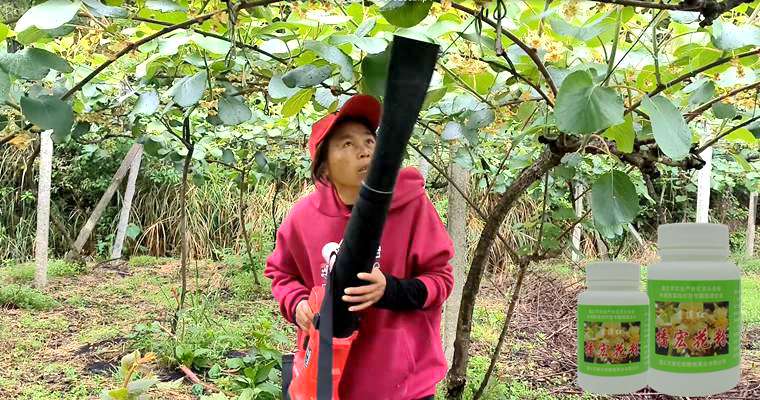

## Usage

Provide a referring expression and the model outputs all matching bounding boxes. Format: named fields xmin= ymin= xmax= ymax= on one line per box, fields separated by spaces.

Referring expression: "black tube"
xmin=330 ymin=35 xmax=439 ymax=338
xmin=316 ymin=35 xmax=439 ymax=400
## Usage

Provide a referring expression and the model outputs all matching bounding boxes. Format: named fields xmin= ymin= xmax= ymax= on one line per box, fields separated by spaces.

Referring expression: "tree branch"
xmin=61 ymin=0 xmax=285 ymax=101
xmin=410 ymin=138 xmax=520 ymax=264
xmin=448 ymin=135 xmax=581 ymax=398
xmin=629 ymin=47 xmax=760 ymax=111
xmin=696 ymin=115 xmax=760 ymax=153
xmin=686 ymin=81 xmax=760 ymax=122
xmin=444 ymin=0 xmax=558 ymax=97
xmin=130 ymin=16 xmax=289 ymax=64
xmin=589 ymin=0 xmax=754 ymax=26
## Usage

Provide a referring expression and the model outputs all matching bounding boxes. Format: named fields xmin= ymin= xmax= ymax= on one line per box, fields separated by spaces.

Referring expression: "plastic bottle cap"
xmin=657 ymin=223 xmax=729 ymax=254
xmin=586 ymin=261 xmax=640 ymax=283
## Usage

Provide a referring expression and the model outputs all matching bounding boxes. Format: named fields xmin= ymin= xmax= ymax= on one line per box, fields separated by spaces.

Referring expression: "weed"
xmin=0 ymin=284 xmax=58 ymax=310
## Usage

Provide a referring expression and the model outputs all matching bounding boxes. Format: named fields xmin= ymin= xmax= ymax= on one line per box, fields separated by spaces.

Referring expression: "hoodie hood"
xmin=310 ymin=166 xmax=425 ymax=217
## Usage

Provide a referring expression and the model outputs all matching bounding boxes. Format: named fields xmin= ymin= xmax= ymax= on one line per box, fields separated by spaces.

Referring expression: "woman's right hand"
xmin=295 ymin=299 xmax=314 ymax=331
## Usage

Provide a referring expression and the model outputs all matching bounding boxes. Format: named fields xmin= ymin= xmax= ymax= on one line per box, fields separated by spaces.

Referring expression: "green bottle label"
xmin=648 ymin=280 xmax=741 ymax=373
xmin=577 ymin=305 xmax=649 ymax=376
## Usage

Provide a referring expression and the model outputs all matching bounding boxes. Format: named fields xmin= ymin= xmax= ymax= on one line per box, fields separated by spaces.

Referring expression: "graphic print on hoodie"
xmin=264 ymin=167 xmax=454 ymax=400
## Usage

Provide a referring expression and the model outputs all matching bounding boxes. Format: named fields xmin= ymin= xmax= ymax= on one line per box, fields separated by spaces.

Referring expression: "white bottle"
xmin=577 ymin=261 xmax=648 ymax=394
xmin=648 ymin=223 xmax=741 ymax=396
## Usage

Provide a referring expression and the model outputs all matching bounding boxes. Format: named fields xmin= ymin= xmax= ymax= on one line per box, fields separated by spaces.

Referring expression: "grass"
xmin=743 ymin=276 xmax=760 ymax=326
xmin=0 ymin=259 xmax=87 ymax=284
xmin=128 ymin=256 xmax=173 ymax=268
xmin=0 ymin=284 xmax=59 ymax=310
xmin=2 ymin=255 xmax=758 ymax=399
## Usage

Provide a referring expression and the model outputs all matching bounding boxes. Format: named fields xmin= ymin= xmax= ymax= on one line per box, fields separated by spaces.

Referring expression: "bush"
xmin=0 ymin=284 xmax=59 ymax=310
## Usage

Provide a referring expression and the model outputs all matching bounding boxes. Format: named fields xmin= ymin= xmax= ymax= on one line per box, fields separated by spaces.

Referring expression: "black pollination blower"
xmin=283 ymin=34 xmax=440 ymax=400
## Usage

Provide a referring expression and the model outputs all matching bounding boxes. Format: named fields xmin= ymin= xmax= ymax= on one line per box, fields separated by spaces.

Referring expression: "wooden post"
xmin=65 ymin=144 xmax=141 ymax=260
xmin=34 ymin=130 xmax=53 ymax=289
xmin=111 ymin=145 xmax=143 ymax=259
xmin=696 ymin=146 xmax=713 ymax=223
xmin=572 ymin=182 xmax=584 ymax=262
xmin=443 ymin=143 xmax=469 ymax=369
xmin=747 ymin=192 xmax=757 ymax=258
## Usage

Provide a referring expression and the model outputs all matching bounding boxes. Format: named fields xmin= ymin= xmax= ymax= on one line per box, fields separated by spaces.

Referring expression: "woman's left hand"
xmin=342 ymin=266 xmax=386 ymax=312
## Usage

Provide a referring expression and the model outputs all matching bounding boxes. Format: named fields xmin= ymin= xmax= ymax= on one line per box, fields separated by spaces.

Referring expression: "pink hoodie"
xmin=264 ymin=166 xmax=454 ymax=400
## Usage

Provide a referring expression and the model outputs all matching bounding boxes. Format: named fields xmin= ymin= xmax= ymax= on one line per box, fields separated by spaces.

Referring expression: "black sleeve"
xmin=374 ymin=272 xmax=428 ymax=311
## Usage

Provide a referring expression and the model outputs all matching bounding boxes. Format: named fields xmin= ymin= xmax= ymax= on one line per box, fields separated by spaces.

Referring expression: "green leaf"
xmin=146 ymin=0 xmax=186 ymax=12
xmin=380 ymin=1 xmax=433 ymax=28
xmin=315 ymin=87 xmax=337 ymax=109
xmin=268 ymin=74 xmax=300 ymax=100
xmin=15 ymin=0 xmax=81 ymax=33
xmin=0 ymin=69 xmax=9 ymax=102
xmin=20 ymin=95 xmax=74 ymax=142
xmin=282 ymin=65 xmax=333 ymax=88
xmin=353 ymin=37 xmax=388 ymax=54
xmin=82 ymin=0 xmax=128 ymax=18
xmin=127 ymin=378 xmax=159 ymax=395
xmin=0 ymin=48 xmax=72 ymax=80
xmin=225 ymin=357 xmax=245 ymax=370
xmin=222 ymin=149 xmax=236 ymax=165
xmin=105 ymin=388 xmax=129 ymax=400
xmin=0 ymin=24 xmax=10 ymax=42
xmin=639 ymin=95 xmax=692 ymax=160
xmin=733 ymin=154 xmax=753 ymax=172
xmin=465 ymin=108 xmax=495 ymax=132
xmin=422 ymin=87 xmax=447 ymax=110
xmin=282 ymin=88 xmax=314 ymax=117
xmin=725 ymin=128 xmax=756 ymax=144
xmin=255 ymin=360 xmax=275 ymax=383
xmin=441 ymin=121 xmax=463 ymax=141
xmin=132 ymin=91 xmax=160 ymax=116
xmin=171 ymin=71 xmax=207 ymax=107
xmin=555 ymin=70 xmax=624 ymax=134
xmin=711 ymin=20 xmax=760 ymax=51
xmin=591 ymin=170 xmax=640 ymax=236
xmin=711 ymin=102 xmax=737 ymax=120
xmin=238 ymin=389 xmax=255 ymax=400
xmin=304 ymin=41 xmax=354 ymax=81
xmin=604 ymin=114 xmax=634 ymax=153
xmin=126 ymin=224 xmax=141 ymax=240
xmin=549 ymin=15 xmax=611 ymax=41
xmin=355 ymin=17 xmax=376 ymax=37
xmin=218 ymin=96 xmax=252 ymax=126
xmin=687 ymin=80 xmax=715 ymax=106
xmin=190 ymin=33 xmax=231 ymax=54
xmin=360 ymin=48 xmax=390 ymax=98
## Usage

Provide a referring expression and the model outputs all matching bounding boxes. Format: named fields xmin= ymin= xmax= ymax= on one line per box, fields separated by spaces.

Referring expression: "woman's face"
xmin=324 ymin=120 xmax=376 ymax=189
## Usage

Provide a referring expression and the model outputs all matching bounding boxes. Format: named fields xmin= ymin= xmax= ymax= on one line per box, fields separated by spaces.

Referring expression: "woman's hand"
xmin=295 ymin=299 xmax=314 ymax=331
xmin=342 ymin=266 xmax=386 ymax=312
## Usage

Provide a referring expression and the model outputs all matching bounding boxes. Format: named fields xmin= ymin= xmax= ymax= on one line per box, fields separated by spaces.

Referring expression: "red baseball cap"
xmin=308 ymin=94 xmax=382 ymax=160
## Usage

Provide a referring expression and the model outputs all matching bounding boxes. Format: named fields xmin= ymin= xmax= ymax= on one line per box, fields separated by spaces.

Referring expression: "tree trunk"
xmin=747 ymin=192 xmax=757 ymax=257
xmin=443 ymin=144 xmax=469 ymax=369
xmin=239 ymin=172 xmax=261 ymax=286
xmin=111 ymin=145 xmax=143 ymax=260
xmin=65 ymin=144 xmax=141 ymax=260
xmin=34 ymin=130 xmax=53 ymax=289
xmin=627 ymin=223 xmax=645 ymax=246
xmin=696 ymin=145 xmax=713 ymax=223
xmin=419 ymin=151 xmax=431 ymax=181
xmin=595 ymin=232 xmax=609 ymax=260
xmin=446 ymin=148 xmax=568 ymax=399
xmin=473 ymin=258 xmax=530 ymax=400
xmin=172 ymin=117 xmax=193 ymax=334
xmin=572 ymin=182 xmax=584 ymax=262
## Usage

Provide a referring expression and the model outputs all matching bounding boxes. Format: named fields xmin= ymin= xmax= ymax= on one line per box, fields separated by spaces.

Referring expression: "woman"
xmin=264 ymin=94 xmax=454 ymax=400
